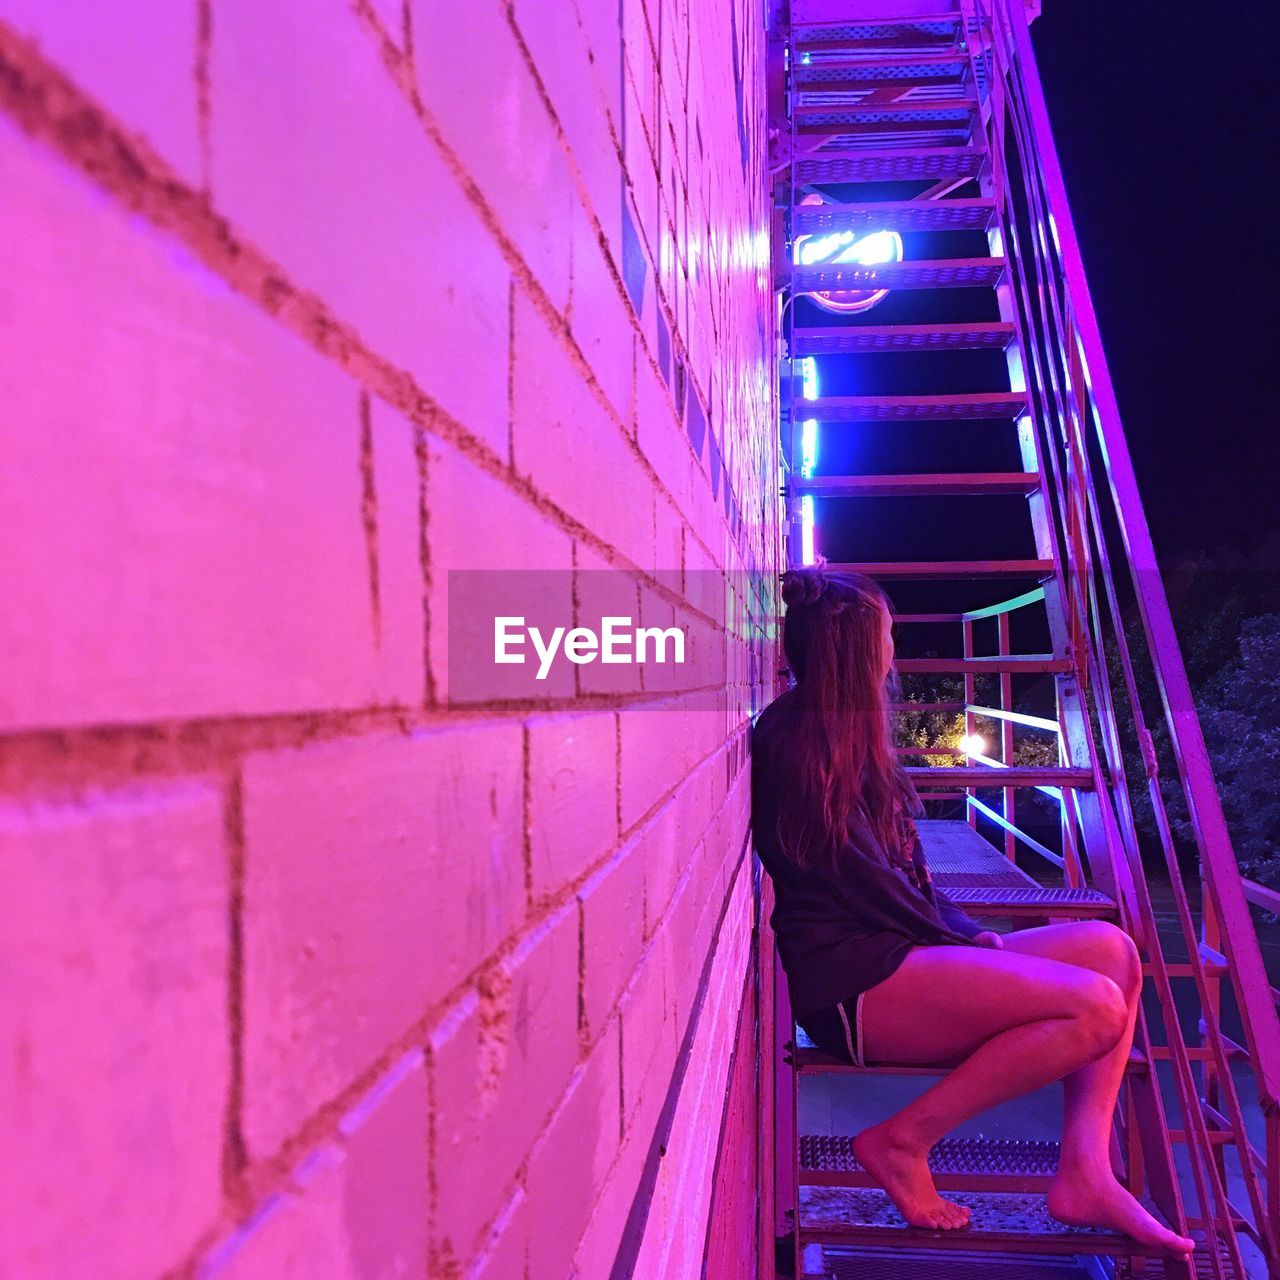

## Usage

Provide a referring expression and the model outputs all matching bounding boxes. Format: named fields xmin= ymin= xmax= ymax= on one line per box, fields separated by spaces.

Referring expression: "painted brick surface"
xmin=204 ymin=1052 xmax=430 ymax=1280
xmin=0 ymin=0 xmax=778 ymax=1273
xmin=0 ymin=120 xmax=398 ymax=732
xmin=210 ymin=0 xmax=512 ymax=456
xmin=526 ymin=710 xmax=620 ymax=903
xmin=429 ymin=902 xmax=580 ymax=1271
xmin=524 ymin=1017 xmax=624 ymax=1280
xmin=0 ymin=782 xmax=228 ymax=1280
xmin=240 ymin=723 xmax=523 ymax=1159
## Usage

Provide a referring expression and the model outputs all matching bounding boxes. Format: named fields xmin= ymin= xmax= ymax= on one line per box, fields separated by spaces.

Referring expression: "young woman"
xmin=751 ymin=564 xmax=1194 ymax=1258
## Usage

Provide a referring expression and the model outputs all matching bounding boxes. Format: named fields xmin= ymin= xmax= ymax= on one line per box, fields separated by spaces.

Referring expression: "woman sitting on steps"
xmin=750 ymin=562 xmax=1194 ymax=1259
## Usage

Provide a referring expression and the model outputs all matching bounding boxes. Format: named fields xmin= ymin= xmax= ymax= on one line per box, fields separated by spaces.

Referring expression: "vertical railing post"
xmin=963 ymin=617 xmax=977 ymax=828
xmin=997 ymin=611 xmax=1015 ymax=859
xmin=1005 ymin=0 xmax=1280 ymax=1121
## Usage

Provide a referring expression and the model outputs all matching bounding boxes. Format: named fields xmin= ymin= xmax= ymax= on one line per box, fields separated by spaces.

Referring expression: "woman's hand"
xmin=974 ymin=930 xmax=1004 ymax=948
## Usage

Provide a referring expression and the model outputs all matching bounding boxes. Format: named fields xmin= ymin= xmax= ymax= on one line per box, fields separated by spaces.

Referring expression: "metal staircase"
xmin=766 ymin=2 xmax=1280 ymax=1277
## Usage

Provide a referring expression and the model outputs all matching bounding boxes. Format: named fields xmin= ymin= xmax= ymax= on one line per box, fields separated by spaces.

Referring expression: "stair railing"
xmin=962 ymin=1 xmax=1280 ymax=1272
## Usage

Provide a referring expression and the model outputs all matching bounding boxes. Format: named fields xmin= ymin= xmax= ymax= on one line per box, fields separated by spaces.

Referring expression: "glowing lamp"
xmin=800 ymin=495 xmax=816 ymax=566
xmin=792 ymin=195 xmax=903 ymax=316
xmin=959 ymin=734 xmax=987 ymax=756
xmin=800 ymin=418 xmax=818 ymax=479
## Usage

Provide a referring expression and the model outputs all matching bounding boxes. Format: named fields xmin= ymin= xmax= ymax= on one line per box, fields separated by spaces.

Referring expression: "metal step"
xmin=791 ymin=322 xmax=1015 ymax=354
xmin=794 ymin=77 xmax=969 ymax=100
xmin=827 ymin=559 xmax=1053 ymax=579
xmin=799 ymin=145 xmax=986 ymax=184
xmin=799 ymin=392 xmax=1027 ymax=421
xmin=793 ymin=199 xmax=997 ymax=233
xmin=791 ymin=473 xmax=1039 ymax=498
xmin=799 ymin=122 xmax=975 ymax=145
xmin=794 ymin=17 xmax=964 ymax=48
xmin=798 ymin=1186 xmax=1169 ymax=1257
xmin=801 ymin=1135 xmax=1060 ymax=1193
xmin=796 ymin=98 xmax=976 ymax=124
xmin=788 ymin=53 xmax=967 ymax=79
xmin=895 ymin=657 xmax=1071 ymax=675
xmin=941 ymin=885 xmax=1117 ymax=919
xmin=917 ymin=819 xmax=1031 ymax=885
xmin=794 ymin=258 xmax=1006 ymax=292
xmin=824 ymin=1248 xmax=1126 ymax=1280
xmin=793 ymin=53 xmax=969 ymax=74
xmin=906 ymin=767 xmax=1092 ymax=788
xmin=791 ymin=1024 xmax=1150 ymax=1078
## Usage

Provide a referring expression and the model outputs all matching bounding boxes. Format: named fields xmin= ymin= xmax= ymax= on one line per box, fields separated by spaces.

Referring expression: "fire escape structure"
xmin=767 ymin=3 xmax=1280 ymax=1277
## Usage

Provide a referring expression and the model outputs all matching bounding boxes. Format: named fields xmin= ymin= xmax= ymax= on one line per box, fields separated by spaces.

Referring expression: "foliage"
xmin=1104 ymin=546 xmax=1280 ymax=896
xmin=1172 ymin=614 xmax=1280 ymax=892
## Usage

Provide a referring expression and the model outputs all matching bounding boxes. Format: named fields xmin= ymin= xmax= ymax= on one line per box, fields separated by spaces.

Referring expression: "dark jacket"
xmin=750 ymin=686 xmax=985 ymax=1021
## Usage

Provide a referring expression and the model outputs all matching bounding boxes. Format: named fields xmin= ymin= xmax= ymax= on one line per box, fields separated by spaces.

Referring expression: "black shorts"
xmin=797 ymin=991 xmax=867 ymax=1066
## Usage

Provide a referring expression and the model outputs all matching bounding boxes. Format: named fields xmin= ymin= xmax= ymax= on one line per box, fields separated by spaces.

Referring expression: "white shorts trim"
xmin=835 ymin=993 xmax=866 ymax=1067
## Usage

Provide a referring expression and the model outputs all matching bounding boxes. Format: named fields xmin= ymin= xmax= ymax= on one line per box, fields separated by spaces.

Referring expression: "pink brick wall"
xmin=0 ymin=0 xmax=778 ymax=1274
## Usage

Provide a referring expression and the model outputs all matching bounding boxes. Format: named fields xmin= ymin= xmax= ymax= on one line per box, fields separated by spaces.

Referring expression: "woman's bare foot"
xmin=853 ymin=1121 xmax=971 ymax=1230
xmin=1047 ymin=1172 xmax=1195 ymax=1257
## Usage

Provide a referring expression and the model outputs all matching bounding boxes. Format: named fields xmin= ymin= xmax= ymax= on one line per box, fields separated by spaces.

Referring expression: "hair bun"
xmin=781 ymin=565 xmax=827 ymax=607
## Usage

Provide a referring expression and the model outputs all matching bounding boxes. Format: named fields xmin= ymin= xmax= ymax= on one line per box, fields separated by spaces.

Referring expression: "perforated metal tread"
xmin=791 ymin=1023 xmax=960 ymax=1076
xmin=942 ymin=885 xmax=1116 ymax=919
xmin=802 ymin=1135 xmax=1060 ymax=1192
xmin=790 ymin=473 xmax=1039 ymax=498
xmin=793 ymin=53 xmax=969 ymax=73
xmin=896 ymin=656 xmax=1070 ymax=674
xmin=831 ymin=560 xmax=1055 ymax=581
xmin=793 ymin=199 xmax=996 ymax=234
xmin=907 ymin=765 xmax=1091 ymax=787
xmin=793 ymin=259 xmax=1006 ymax=292
xmin=799 ymin=392 xmax=1026 ymax=421
xmin=790 ymin=322 xmax=1015 ymax=354
xmin=790 ymin=1024 xmax=1147 ymax=1078
xmin=799 ymin=145 xmax=986 ymax=183
xmin=918 ymin=819 xmax=1034 ymax=887
xmin=798 ymin=1186 xmax=1168 ymax=1256
xmin=796 ymin=99 xmax=976 ymax=123
xmin=794 ymin=17 xmax=963 ymax=46
xmin=825 ymin=1248 xmax=1137 ymax=1279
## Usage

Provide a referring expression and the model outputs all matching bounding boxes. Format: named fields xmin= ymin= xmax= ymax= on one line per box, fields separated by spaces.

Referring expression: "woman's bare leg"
xmin=998 ymin=923 xmax=1190 ymax=1252
xmin=852 ymin=943 xmax=1127 ymax=1230
xmin=852 ymin=941 xmax=1193 ymax=1256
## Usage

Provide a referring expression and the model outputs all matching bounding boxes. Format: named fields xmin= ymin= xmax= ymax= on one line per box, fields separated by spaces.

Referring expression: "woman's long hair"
xmin=775 ymin=562 xmax=922 ymax=871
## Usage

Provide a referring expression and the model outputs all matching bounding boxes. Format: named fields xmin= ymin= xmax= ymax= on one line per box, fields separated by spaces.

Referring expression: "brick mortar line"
xmin=411 ymin=417 xmax=437 ymax=705
xmin=357 ymin=390 xmax=384 ymax=647
xmin=220 ymin=769 xmax=249 ymax=1195
xmin=194 ymin=0 xmax=212 ymax=193
xmin=0 ymin=19 xmax=740 ymax=626
xmin=0 ymin=682 xmax=756 ymax=794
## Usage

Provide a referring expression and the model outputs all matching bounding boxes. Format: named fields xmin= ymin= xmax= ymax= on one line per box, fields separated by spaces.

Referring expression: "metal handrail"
xmin=962 ymin=0 xmax=1280 ymax=1270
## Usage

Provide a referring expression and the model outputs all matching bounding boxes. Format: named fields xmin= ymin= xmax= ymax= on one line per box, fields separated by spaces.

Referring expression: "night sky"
xmin=1031 ymin=3 xmax=1280 ymax=565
